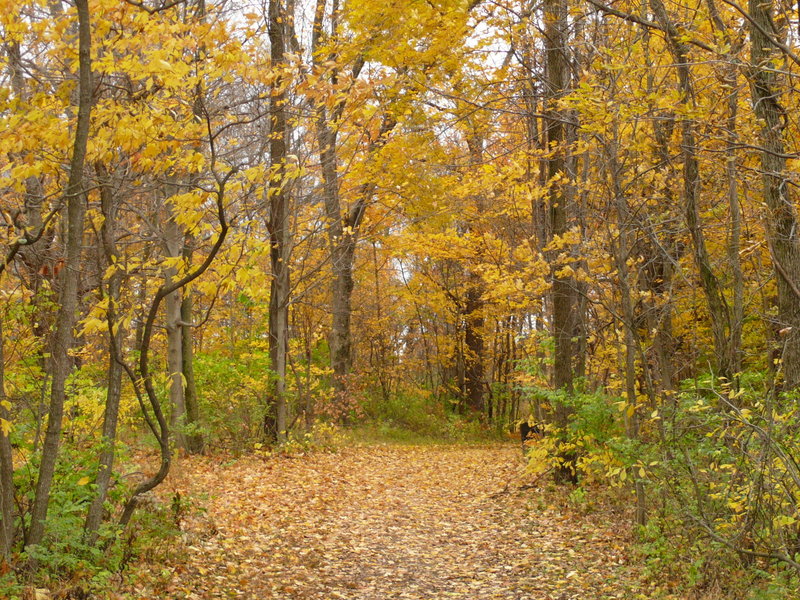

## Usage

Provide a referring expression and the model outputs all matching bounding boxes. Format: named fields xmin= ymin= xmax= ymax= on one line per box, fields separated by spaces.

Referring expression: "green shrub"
xmin=194 ymin=346 xmax=271 ymax=451
xmin=528 ymin=372 xmax=800 ymax=598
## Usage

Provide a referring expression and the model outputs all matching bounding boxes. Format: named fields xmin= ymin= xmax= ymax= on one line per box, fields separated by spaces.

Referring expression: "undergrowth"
xmin=521 ymin=376 xmax=800 ymax=600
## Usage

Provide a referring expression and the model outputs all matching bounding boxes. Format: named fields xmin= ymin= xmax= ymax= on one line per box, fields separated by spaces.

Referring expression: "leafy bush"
xmin=355 ymin=386 xmax=494 ymax=443
xmin=1 ymin=443 xmax=129 ymax=598
xmin=194 ymin=345 xmax=271 ymax=451
xmin=362 ymin=388 xmax=446 ymax=436
xmin=523 ymin=375 xmax=800 ymax=598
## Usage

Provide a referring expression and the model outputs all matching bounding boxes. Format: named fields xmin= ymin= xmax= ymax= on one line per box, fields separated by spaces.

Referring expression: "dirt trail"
xmin=161 ymin=445 xmax=639 ymax=599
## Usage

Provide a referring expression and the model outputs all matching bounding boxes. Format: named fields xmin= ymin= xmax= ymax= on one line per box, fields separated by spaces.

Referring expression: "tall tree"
xmin=747 ymin=0 xmax=800 ymax=390
xmin=649 ymin=0 xmax=736 ymax=384
xmin=462 ymin=131 xmax=487 ymax=413
xmin=265 ymin=0 xmax=291 ymax=442
xmin=164 ymin=180 xmax=188 ymax=450
xmin=0 ymin=320 xmax=13 ymax=557
xmin=83 ymin=163 xmax=125 ymax=543
xmin=27 ymin=0 xmax=92 ymax=550
xmin=544 ymin=0 xmax=574 ymax=401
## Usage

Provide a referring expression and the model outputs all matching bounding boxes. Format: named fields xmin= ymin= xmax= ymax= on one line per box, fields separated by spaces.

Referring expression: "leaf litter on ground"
xmin=126 ymin=444 xmax=646 ymax=599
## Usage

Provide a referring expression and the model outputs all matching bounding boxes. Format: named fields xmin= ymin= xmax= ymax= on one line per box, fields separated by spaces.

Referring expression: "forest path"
xmin=165 ymin=444 xmax=639 ymax=599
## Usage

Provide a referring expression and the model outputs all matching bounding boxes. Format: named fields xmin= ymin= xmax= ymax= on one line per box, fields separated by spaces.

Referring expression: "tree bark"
xmin=312 ymin=0 xmax=396 ymax=407
xmin=463 ymin=285 xmax=485 ymax=412
xmin=606 ymin=131 xmax=647 ymax=525
xmin=544 ymin=0 xmax=574 ymax=401
xmin=84 ymin=163 xmax=124 ymax=544
xmin=0 ymin=319 xmax=15 ymax=557
xmin=182 ymin=289 xmax=204 ymax=454
xmin=164 ymin=188 xmax=186 ymax=451
xmin=27 ymin=0 xmax=92 ymax=549
xmin=747 ymin=0 xmax=800 ymax=390
xmin=175 ymin=0 xmax=207 ymax=455
xmin=463 ymin=132 xmax=486 ymax=414
xmin=266 ymin=0 xmax=291 ymax=442
xmin=544 ymin=0 xmax=578 ymax=484
xmin=705 ymin=0 xmax=745 ymax=388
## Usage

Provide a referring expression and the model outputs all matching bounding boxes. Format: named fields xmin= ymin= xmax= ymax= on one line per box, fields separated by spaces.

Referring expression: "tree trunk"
xmin=266 ymin=0 xmax=291 ymax=442
xmin=119 ymin=173 xmax=230 ymax=532
xmin=84 ymin=163 xmax=124 ymax=544
xmin=0 ymin=319 xmax=15 ymax=557
xmin=705 ymin=0 xmax=745 ymax=388
xmin=544 ymin=0 xmax=574 ymax=401
xmin=311 ymin=0 xmax=396 ymax=407
xmin=329 ymin=237 xmax=355 ymax=401
xmin=646 ymin=66 xmax=679 ymax=400
xmin=27 ymin=0 xmax=91 ymax=549
xmin=164 ymin=191 xmax=186 ymax=451
xmin=463 ymin=132 xmax=486 ymax=414
xmin=725 ymin=94 xmax=744 ymax=384
xmin=312 ymin=0 xmax=347 ymax=403
xmin=463 ymin=284 xmax=485 ymax=413
xmin=747 ymin=0 xmax=800 ymax=391
xmin=181 ymin=0 xmax=206 ymax=455
xmin=607 ymin=132 xmax=647 ymax=526
xmin=182 ymin=289 xmax=204 ymax=454
xmin=6 ymin=40 xmax=52 ymax=401
xmin=544 ymin=0 xmax=577 ymax=484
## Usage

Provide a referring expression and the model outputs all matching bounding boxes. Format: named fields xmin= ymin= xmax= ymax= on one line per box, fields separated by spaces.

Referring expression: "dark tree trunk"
xmin=747 ymin=0 xmax=800 ymax=391
xmin=463 ymin=132 xmax=486 ymax=414
xmin=84 ymin=163 xmax=124 ymax=544
xmin=544 ymin=0 xmax=574 ymax=402
xmin=28 ymin=0 xmax=92 ymax=549
xmin=463 ymin=284 xmax=485 ymax=413
xmin=266 ymin=0 xmax=291 ymax=442
xmin=544 ymin=0 xmax=579 ymax=484
xmin=0 ymin=320 xmax=15 ymax=557
xmin=182 ymin=289 xmax=204 ymax=454
xmin=311 ymin=0 xmax=396 ymax=407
